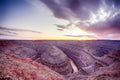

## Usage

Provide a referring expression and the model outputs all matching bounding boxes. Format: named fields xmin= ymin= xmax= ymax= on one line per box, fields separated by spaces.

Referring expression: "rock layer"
xmin=40 ymin=46 xmax=73 ymax=75
xmin=0 ymin=40 xmax=120 ymax=80
xmin=0 ymin=53 xmax=65 ymax=80
xmin=67 ymin=50 xmax=120 ymax=80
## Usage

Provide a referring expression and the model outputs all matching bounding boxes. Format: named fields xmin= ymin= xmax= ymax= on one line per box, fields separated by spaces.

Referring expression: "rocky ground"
xmin=0 ymin=53 xmax=65 ymax=80
xmin=0 ymin=40 xmax=120 ymax=80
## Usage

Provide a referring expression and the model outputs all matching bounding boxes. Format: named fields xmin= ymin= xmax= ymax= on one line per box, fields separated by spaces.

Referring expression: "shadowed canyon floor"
xmin=0 ymin=40 xmax=120 ymax=80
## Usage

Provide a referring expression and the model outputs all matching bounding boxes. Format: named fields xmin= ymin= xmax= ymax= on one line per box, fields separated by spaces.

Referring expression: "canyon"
xmin=0 ymin=40 xmax=120 ymax=80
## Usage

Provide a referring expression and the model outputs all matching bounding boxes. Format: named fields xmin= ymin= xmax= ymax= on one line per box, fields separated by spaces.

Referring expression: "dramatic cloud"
xmin=40 ymin=0 xmax=101 ymax=20
xmin=39 ymin=0 xmax=72 ymax=20
xmin=39 ymin=0 xmax=120 ymax=39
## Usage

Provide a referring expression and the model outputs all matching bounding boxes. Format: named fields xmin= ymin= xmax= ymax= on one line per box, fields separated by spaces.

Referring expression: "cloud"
xmin=0 ymin=26 xmax=42 ymax=37
xmin=64 ymin=34 xmax=97 ymax=38
xmin=77 ymin=13 xmax=120 ymax=35
xmin=0 ymin=33 xmax=16 ymax=37
xmin=40 ymin=0 xmax=72 ymax=20
xmin=31 ymin=0 xmax=120 ymax=39
xmin=0 ymin=26 xmax=42 ymax=33
xmin=55 ymin=22 xmax=73 ymax=31
xmin=40 ymin=0 xmax=102 ymax=20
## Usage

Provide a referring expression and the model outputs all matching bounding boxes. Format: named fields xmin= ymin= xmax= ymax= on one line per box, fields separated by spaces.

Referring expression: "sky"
xmin=0 ymin=0 xmax=120 ymax=40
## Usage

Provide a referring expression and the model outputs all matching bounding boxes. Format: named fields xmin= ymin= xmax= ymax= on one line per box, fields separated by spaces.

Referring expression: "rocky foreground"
xmin=0 ymin=53 xmax=66 ymax=80
xmin=0 ymin=40 xmax=120 ymax=80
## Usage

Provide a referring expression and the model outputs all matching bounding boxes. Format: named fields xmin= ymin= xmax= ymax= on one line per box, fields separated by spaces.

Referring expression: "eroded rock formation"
xmin=40 ymin=46 xmax=73 ymax=75
xmin=0 ymin=40 xmax=120 ymax=80
xmin=0 ymin=53 xmax=66 ymax=80
xmin=67 ymin=50 xmax=120 ymax=80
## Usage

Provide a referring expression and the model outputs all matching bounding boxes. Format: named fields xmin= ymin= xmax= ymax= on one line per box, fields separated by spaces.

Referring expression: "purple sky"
xmin=0 ymin=0 xmax=120 ymax=40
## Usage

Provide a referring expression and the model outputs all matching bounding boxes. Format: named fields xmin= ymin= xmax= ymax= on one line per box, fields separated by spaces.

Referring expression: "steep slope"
xmin=67 ymin=50 xmax=120 ymax=80
xmin=40 ymin=46 xmax=73 ymax=75
xmin=0 ymin=53 xmax=65 ymax=80
xmin=0 ymin=44 xmax=37 ymax=59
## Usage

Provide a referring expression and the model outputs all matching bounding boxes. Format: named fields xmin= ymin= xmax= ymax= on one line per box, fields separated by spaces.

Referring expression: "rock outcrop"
xmin=67 ymin=50 xmax=120 ymax=80
xmin=0 ymin=44 xmax=37 ymax=59
xmin=40 ymin=46 xmax=73 ymax=75
xmin=87 ymin=62 xmax=120 ymax=80
xmin=0 ymin=53 xmax=65 ymax=80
